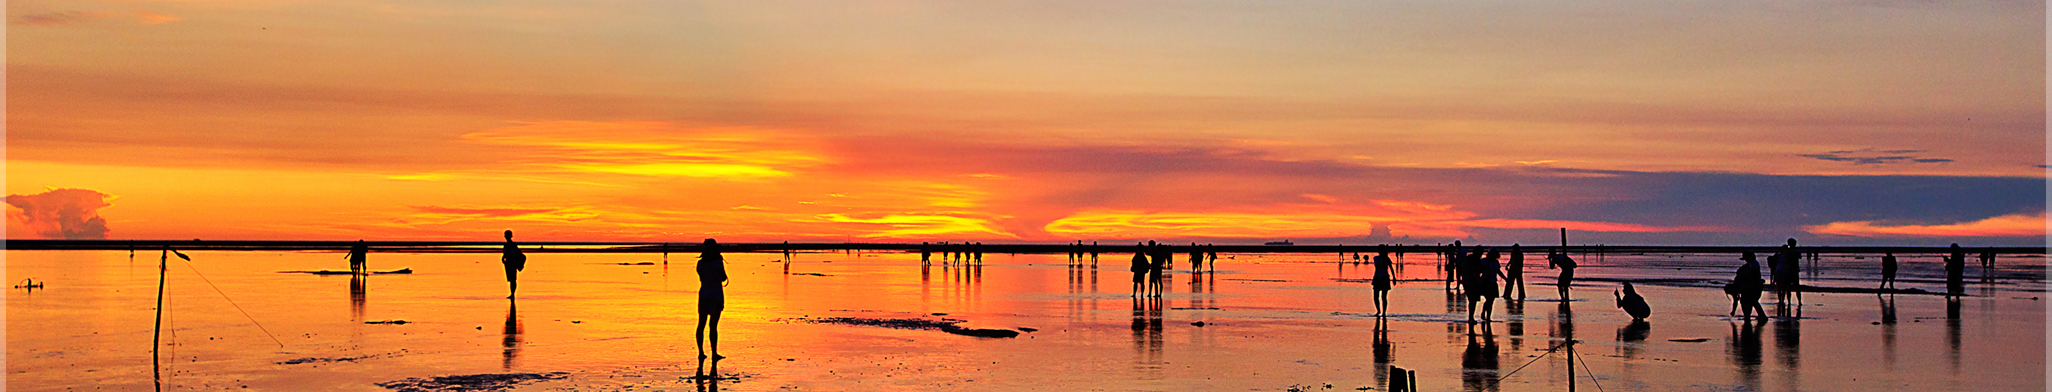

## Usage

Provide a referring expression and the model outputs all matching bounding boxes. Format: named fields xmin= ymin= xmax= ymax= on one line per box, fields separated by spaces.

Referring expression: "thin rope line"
xmin=1494 ymin=340 xmax=1571 ymax=383
xmin=178 ymin=258 xmax=287 ymax=348
xmin=1573 ymin=347 xmax=1607 ymax=392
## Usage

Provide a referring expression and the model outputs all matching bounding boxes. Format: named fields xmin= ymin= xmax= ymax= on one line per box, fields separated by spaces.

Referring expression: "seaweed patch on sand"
xmin=784 ymin=316 xmax=1021 ymax=338
xmin=278 ymin=350 xmax=405 ymax=365
xmin=376 ymin=372 xmax=569 ymax=391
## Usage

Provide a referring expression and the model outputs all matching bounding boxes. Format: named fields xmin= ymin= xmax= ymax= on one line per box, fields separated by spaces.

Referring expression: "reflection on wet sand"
xmin=1879 ymin=294 xmax=1897 ymax=371
xmin=1549 ymin=301 xmax=1575 ymax=389
xmin=1947 ymin=297 xmax=1962 ymax=374
xmin=1774 ymin=314 xmax=1802 ymax=392
xmin=502 ymin=301 xmax=523 ymax=371
xmin=349 ymin=274 xmax=367 ymax=323
xmin=1728 ymin=318 xmax=1765 ymax=391
xmin=1505 ymin=299 xmax=1524 ymax=351
xmin=1372 ymin=316 xmax=1395 ymax=388
xmin=1461 ymin=323 xmax=1499 ymax=392
xmin=1616 ymin=320 xmax=1649 ymax=358
xmin=695 ymin=358 xmax=722 ymax=392
xmin=1131 ymin=297 xmax=1164 ymax=378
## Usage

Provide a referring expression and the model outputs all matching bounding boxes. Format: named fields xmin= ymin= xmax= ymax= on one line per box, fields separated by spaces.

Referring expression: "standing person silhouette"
xmin=1372 ymin=245 xmax=1395 ymax=315
xmin=1148 ymin=242 xmax=1167 ymax=297
xmin=1129 ymin=243 xmax=1149 ymax=297
xmin=1503 ymin=244 xmax=1524 ymax=299
xmin=1466 ymin=248 xmax=1502 ymax=323
xmin=1945 ymin=243 xmax=1965 ymax=297
xmin=1774 ymin=239 xmax=1802 ymax=307
xmin=1548 ymin=249 xmax=1577 ymax=299
xmin=501 ymin=230 xmax=525 ymax=300
xmin=1878 ymin=252 xmax=1898 ymax=290
xmin=1734 ymin=252 xmax=1767 ymax=319
xmin=347 ymin=240 xmax=369 ymax=275
xmin=696 ymin=238 xmax=729 ymax=360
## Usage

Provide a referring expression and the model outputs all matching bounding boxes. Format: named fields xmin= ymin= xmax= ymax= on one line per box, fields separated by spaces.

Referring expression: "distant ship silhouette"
xmin=1264 ymin=240 xmax=1294 ymax=246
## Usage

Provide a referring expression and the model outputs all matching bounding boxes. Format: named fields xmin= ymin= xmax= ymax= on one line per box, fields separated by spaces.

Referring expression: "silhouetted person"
xmin=1548 ymin=249 xmax=1577 ymax=299
xmin=1878 ymin=252 xmax=1898 ymax=290
xmin=1148 ymin=242 xmax=1168 ymax=297
xmin=347 ymin=240 xmax=369 ymax=274
xmin=1503 ymin=244 xmax=1524 ymax=299
xmin=1773 ymin=239 xmax=1802 ymax=307
xmin=1372 ymin=246 xmax=1394 ymax=315
xmin=1734 ymin=252 xmax=1767 ymax=318
xmin=696 ymin=238 xmax=728 ymax=360
xmin=1466 ymin=248 xmax=1503 ymax=323
xmin=1446 ymin=241 xmax=1464 ymax=289
xmin=501 ymin=230 xmax=525 ymax=299
xmin=1945 ymin=243 xmax=1965 ymax=297
xmin=1615 ymin=282 xmax=1650 ymax=321
xmin=1129 ymin=243 xmax=1148 ymax=297
xmin=920 ymin=242 xmax=931 ymax=265
xmin=1206 ymin=246 xmax=1218 ymax=271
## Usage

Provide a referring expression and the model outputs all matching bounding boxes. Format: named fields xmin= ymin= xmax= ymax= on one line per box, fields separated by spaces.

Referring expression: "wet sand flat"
xmin=7 ymin=249 xmax=2045 ymax=391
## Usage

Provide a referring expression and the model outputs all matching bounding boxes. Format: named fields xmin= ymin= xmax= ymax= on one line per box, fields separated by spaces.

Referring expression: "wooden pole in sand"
xmin=153 ymin=248 xmax=167 ymax=390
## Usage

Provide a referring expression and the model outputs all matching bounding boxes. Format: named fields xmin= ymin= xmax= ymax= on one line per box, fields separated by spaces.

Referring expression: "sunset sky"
xmin=7 ymin=1 xmax=2047 ymax=245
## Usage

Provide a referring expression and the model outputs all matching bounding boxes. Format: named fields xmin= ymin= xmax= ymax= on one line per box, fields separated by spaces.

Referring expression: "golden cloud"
xmin=1805 ymin=213 xmax=2047 ymax=237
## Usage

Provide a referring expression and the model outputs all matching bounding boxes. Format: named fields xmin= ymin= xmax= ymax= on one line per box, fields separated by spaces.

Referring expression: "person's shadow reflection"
xmin=502 ymin=301 xmax=523 ymax=370
xmin=349 ymin=274 xmax=367 ymax=323
xmin=1727 ymin=318 xmax=1765 ymax=391
xmin=1946 ymin=296 xmax=1962 ymax=374
xmin=1878 ymin=294 xmax=1897 ymax=371
xmin=1372 ymin=315 xmax=1396 ymax=387
xmin=695 ymin=357 xmax=723 ymax=392
xmin=1460 ymin=323 xmax=1499 ymax=392
xmin=1616 ymin=319 xmax=1650 ymax=359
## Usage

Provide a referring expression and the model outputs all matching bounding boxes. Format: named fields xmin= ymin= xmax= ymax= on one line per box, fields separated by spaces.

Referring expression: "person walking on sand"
xmin=1372 ymin=245 xmax=1395 ymax=315
xmin=1130 ymin=243 xmax=1149 ymax=297
xmin=1878 ymin=252 xmax=1898 ymax=290
xmin=696 ymin=238 xmax=729 ymax=360
xmin=1466 ymin=248 xmax=1503 ymax=323
xmin=501 ymin=230 xmax=526 ymax=299
xmin=1503 ymin=244 xmax=1524 ymax=299
xmin=1734 ymin=252 xmax=1767 ymax=319
xmin=1945 ymin=243 xmax=1965 ymax=297
xmin=347 ymin=240 xmax=369 ymax=275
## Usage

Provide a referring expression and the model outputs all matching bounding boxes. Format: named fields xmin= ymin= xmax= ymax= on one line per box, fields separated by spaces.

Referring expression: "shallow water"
xmin=7 ymin=249 xmax=2046 ymax=391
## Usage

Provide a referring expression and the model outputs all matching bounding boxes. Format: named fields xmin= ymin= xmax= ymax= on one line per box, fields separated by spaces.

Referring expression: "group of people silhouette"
xmin=1416 ymin=242 xmax=1580 ymax=324
xmin=1125 ymin=241 xmax=1219 ymax=297
xmin=918 ymin=241 xmax=983 ymax=266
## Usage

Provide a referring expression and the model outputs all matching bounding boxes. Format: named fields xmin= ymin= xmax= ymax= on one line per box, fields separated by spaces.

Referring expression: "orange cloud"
xmin=1805 ymin=213 xmax=2047 ymax=237
xmin=811 ymin=213 xmax=1016 ymax=239
xmin=5 ymin=188 xmax=114 ymax=239
xmin=12 ymin=10 xmax=179 ymax=26
xmin=455 ymin=121 xmax=830 ymax=179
